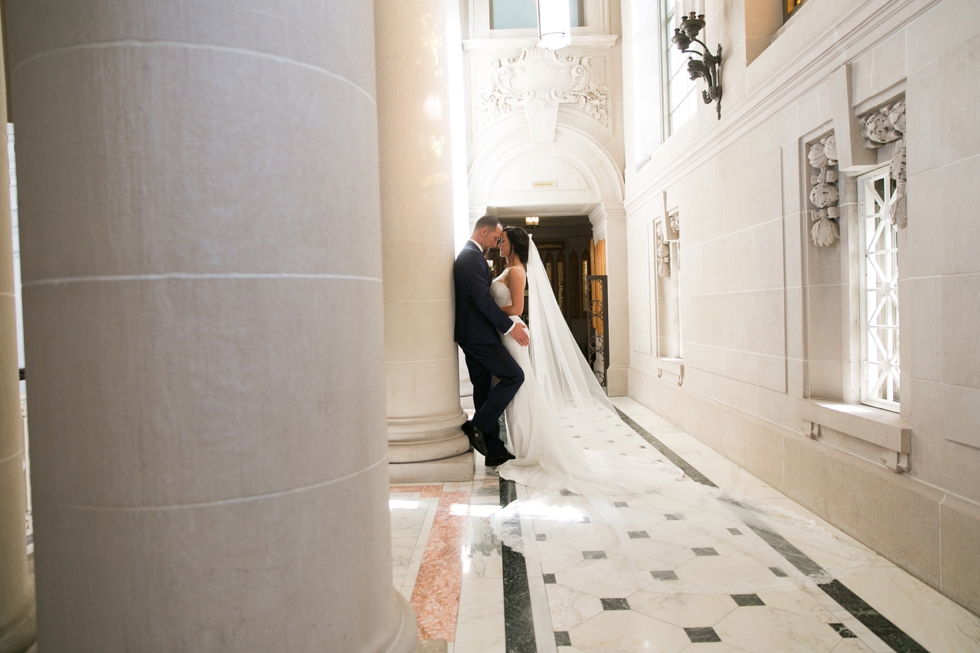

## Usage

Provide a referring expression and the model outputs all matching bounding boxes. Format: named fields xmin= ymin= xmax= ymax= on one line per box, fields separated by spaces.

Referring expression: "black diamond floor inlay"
xmin=617 ymin=406 xmax=932 ymax=653
xmin=628 ymin=531 xmax=650 ymax=539
xmin=543 ymin=573 xmax=556 ymax=584
xmin=614 ymin=501 xmax=629 ymax=507
xmin=830 ymin=623 xmax=857 ymax=638
xmin=769 ymin=566 xmax=788 ymax=577
xmin=554 ymin=631 xmax=572 ymax=646
xmin=692 ymin=547 xmax=718 ymax=556
xmin=684 ymin=627 xmax=722 ymax=643
xmin=665 ymin=513 xmax=685 ymax=520
xmin=559 ymin=489 xmax=576 ymax=496
xmin=650 ymin=570 xmax=679 ymax=581
xmin=583 ymin=551 xmax=607 ymax=560
xmin=731 ymin=594 xmax=766 ymax=607
xmin=600 ymin=598 xmax=630 ymax=610
xmin=536 ymin=533 xmax=547 ymax=541
xmin=728 ymin=528 xmax=742 ymax=535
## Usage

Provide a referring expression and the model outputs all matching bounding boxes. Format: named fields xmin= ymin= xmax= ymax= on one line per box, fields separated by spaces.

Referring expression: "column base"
xmin=389 ymin=451 xmax=474 ymax=483
xmin=0 ymin=603 xmax=36 ymax=653
xmin=379 ymin=590 xmax=418 ymax=653
xmin=387 ymin=411 xmax=470 ymax=464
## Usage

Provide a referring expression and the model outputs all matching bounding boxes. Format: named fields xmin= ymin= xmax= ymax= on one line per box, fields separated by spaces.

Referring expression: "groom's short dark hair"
xmin=473 ymin=215 xmax=500 ymax=232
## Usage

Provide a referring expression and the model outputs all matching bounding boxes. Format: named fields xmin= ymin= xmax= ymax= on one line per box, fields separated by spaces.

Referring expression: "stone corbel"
xmin=802 ymin=419 xmax=820 ymax=439
xmin=881 ymin=450 xmax=910 ymax=474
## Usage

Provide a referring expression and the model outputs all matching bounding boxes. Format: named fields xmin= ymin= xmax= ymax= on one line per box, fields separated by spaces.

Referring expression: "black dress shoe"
xmin=461 ymin=420 xmax=489 ymax=457
xmin=485 ymin=453 xmax=516 ymax=467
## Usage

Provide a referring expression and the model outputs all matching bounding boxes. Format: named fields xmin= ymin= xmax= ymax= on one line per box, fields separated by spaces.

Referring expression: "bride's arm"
xmin=501 ymin=266 xmax=526 ymax=316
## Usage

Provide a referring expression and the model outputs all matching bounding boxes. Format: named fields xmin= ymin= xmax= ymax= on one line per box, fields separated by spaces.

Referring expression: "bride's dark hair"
xmin=503 ymin=226 xmax=530 ymax=266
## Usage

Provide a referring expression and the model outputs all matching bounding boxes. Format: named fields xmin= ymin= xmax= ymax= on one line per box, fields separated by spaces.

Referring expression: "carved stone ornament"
xmin=862 ymin=100 xmax=907 ymax=228
xmin=477 ymin=46 xmax=609 ymax=131
xmin=668 ymin=212 xmax=680 ymax=237
xmin=655 ymin=222 xmax=671 ymax=278
xmin=807 ymin=133 xmax=841 ymax=247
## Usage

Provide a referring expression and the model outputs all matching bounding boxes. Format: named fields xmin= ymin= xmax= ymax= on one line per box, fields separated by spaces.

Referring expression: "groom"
xmin=455 ymin=216 xmax=529 ymax=466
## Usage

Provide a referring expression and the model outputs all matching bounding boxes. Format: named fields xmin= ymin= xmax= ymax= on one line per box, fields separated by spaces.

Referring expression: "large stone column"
xmin=0 ymin=22 xmax=36 ymax=653
xmin=7 ymin=3 xmax=415 ymax=651
xmin=376 ymin=0 xmax=473 ymax=481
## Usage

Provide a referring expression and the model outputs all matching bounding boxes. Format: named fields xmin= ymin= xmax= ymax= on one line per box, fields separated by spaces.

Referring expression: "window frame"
xmin=659 ymin=0 xmax=697 ymax=137
xmin=856 ymin=166 xmax=901 ymax=413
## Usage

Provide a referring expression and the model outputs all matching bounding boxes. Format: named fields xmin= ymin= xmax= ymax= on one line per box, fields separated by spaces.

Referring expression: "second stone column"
xmin=375 ymin=0 xmax=473 ymax=481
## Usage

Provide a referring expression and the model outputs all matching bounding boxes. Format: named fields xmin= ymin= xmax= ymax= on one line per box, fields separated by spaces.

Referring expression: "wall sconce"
xmin=525 ymin=216 xmax=540 ymax=229
xmin=537 ymin=0 xmax=571 ymax=49
xmin=671 ymin=0 xmax=723 ymax=120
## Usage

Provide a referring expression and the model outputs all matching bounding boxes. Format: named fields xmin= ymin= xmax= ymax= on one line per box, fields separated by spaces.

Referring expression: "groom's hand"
xmin=511 ymin=323 xmax=529 ymax=347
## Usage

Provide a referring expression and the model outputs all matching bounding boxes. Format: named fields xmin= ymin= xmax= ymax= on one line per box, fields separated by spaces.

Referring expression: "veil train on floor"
xmin=489 ymin=239 xmax=874 ymax=596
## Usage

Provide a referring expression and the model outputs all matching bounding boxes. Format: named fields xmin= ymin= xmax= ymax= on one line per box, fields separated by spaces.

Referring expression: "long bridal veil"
xmin=489 ymin=238 xmax=875 ymax=596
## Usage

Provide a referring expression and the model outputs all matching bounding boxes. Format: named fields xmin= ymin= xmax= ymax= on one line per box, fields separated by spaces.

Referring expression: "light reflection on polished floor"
xmin=390 ymin=397 xmax=980 ymax=653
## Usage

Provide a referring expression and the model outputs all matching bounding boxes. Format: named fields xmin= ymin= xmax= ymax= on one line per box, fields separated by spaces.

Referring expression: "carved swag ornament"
xmin=477 ymin=46 xmax=609 ymax=130
xmin=861 ymin=100 xmax=907 ymax=228
xmin=656 ymin=221 xmax=672 ymax=278
xmin=807 ymin=134 xmax=840 ymax=247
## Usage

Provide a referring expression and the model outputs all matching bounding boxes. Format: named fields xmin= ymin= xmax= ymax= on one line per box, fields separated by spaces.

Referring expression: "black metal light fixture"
xmin=671 ymin=1 xmax=723 ymax=120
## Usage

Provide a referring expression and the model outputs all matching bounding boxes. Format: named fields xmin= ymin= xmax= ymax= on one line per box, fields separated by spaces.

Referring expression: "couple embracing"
xmin=453 ymin=215 xmax=657 ymax=491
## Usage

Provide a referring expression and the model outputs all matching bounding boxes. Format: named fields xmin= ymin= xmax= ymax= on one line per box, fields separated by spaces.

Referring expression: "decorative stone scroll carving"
xmin=477 ymin=46 xmax=609 ymax=131
xmin=807 ymin=133 xmax=841 ymax=247
xmin=655 ymin=221 xmax=671 ymax=277
xmin=861 ymin=100 xmax=907 ymax=228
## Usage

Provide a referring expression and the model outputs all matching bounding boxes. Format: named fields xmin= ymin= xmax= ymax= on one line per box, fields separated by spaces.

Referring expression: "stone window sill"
xmin=800 ymin=399 xmax=911 ymax=473
xmin=656 ymin=358 xmax=684 ymax=386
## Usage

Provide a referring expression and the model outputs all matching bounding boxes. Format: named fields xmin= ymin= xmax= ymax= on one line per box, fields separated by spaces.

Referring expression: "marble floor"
xmin=390 ymin=397 xmax=980 ymax=653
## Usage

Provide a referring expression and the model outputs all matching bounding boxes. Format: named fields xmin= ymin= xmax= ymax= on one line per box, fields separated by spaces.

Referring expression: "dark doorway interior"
xmin=488 ymin=215 xmax=594 ymax=357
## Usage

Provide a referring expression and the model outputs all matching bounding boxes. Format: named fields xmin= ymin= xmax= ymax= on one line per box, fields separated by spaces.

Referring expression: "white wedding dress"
xmin=485 ymin=240 xmax=874 ymax=596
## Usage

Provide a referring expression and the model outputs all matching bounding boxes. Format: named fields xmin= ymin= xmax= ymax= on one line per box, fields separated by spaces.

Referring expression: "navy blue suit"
xmin=454 ymin=241 xmax=524 ymax=458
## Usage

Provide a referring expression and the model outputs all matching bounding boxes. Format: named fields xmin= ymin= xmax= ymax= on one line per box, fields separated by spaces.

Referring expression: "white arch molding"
xmin=466 ymin=124 xmax=630 ymax=396
xmin=468 ymin=123 xmax=624 ymax=222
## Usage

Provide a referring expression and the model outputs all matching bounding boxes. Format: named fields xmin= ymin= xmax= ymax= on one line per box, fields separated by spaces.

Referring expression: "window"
xmin=490 ymin=0 xmax=586 ymax=30
xmin=857 ymin=168 xmax=900 ymax=411
xmin=661 ymin=0 xmax=697 ymax=134
xmin=784 ymin=0 xmax=809 ymax=23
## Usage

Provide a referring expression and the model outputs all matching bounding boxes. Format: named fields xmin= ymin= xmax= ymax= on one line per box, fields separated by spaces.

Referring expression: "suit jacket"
xmin=454 ymin=241 xmax=514 ymax=344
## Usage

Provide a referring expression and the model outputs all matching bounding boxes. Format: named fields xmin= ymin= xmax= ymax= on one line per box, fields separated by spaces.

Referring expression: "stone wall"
xmin=621 ymin=0 xmax=980 ymax=614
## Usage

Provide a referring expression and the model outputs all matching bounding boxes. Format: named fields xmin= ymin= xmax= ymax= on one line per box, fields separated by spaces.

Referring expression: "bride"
xmin=485 ymin=226 xmax=873 ymax=595
xmin=490 ymin=226 xmax=680 ymax=494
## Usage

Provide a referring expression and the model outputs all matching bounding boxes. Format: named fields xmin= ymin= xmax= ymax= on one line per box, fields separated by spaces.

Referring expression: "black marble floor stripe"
xmin=615 ymin=409 xmax=718 ymax=487
xmin=500 ymin=478 xmax=537 ymax=653
xmin=617 ymin=406 xmax=931 ymax=653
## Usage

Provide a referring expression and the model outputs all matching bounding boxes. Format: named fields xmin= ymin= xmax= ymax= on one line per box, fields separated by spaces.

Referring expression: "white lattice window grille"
xmin=857 ymin=168 xmax=901 ymax=412
xmin=661 ymin=0 xmax=697 ymax=135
